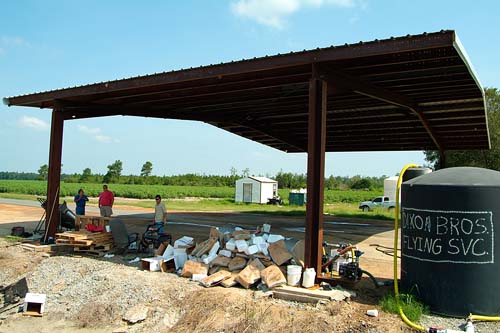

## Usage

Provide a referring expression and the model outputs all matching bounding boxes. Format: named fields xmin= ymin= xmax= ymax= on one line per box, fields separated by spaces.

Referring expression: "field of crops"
xmin=0 ymin=180 xmax=382 ymax=204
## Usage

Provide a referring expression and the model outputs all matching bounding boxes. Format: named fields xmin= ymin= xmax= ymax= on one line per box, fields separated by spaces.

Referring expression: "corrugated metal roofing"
xmin=248 ymin=176 xmax=277 ymax=183
xmin=3 ymin=30 xmax=489 ymax=153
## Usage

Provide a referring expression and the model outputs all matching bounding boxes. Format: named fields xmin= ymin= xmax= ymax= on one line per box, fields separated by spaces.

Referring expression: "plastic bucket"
xmin=287 ymin=265 xmax=302 ymax=286
xmin=302 ymin=268 xmax=316 ymax=288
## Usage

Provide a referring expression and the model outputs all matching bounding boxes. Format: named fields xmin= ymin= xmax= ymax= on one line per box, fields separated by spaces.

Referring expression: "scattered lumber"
xmin=55 ymin=231 xmax=114 ymax=253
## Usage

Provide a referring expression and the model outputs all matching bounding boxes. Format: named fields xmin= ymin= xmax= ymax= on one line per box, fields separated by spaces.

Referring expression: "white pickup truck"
xmin=359 ymin=196 xmax=395 ymax=212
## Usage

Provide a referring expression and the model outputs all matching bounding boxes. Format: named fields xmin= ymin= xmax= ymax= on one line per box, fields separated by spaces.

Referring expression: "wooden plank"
xmin=19 ymin=244 xmax=53 ymax=252
xmin=272 ymin=291 xmax=325 ymax=304
xmin=274 ymin=285 xmax=351 ymax=301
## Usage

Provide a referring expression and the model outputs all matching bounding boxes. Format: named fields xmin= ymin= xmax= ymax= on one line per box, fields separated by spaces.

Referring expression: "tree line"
xmin=1 ymin=162 xmax=386 ymax=190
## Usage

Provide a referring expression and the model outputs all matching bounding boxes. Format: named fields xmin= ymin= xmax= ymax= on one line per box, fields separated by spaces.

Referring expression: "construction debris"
xmin=235 ymin=258 xmax=265 ymax=289
xmin=181 ymin=261 xmax=208 ymax=278
xmin=199 ymin=270 xmax=231 ymax=287
xmin=268 ymin=240 xmax=294 ymax=265
xmin=135 ymin=223 xmax=354 ymax=304
xmin=261 ymin=265 xmax=287 ymax=288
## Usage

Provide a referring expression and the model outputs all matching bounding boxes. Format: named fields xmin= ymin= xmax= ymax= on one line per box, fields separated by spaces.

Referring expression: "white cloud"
xmin=1 ymin=36 xmax=31 ymax=47
xmin=77 ymin=125 xmax=118 ymax=143
xmin=77 ymin=125 xmax=100 ymax=135
xmin=18 ymin=116 xmax=49 ymax=131
xmin=231 ymin=0 xmax=356 ymax=29
xmin=0 ymin=36 xmax=31 ymax=55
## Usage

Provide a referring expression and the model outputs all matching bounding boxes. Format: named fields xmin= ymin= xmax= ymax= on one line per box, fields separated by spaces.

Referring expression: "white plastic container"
xmin=225 ymin=238 xmax=236 ymax=251
xmin=302 ymin=268 xmax=316 ymax=288
xmin=287 ymin=265 xmax=302 ymax=286
xmin=173 ymin=248 xmax=187 ymax=269
xmin=235 ymin=239 xmax=249 ymax=252
xmin=245 ymin=244 xmax=259 ymax=255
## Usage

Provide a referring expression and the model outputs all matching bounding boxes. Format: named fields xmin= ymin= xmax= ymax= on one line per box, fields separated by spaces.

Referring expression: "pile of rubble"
xmin=141 ymin=224 xmax=354 ymax=303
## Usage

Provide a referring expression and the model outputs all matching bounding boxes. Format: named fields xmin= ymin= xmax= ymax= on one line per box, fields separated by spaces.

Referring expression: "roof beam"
xmin=318 ymin=66 xmax=443 ymax=152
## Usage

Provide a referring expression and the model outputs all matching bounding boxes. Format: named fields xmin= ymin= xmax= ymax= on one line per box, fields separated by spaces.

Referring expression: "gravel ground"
xmin=421 ymin=313 xmax=500 ymax=333
xmin=6 ymin=244 xmax=499 ymax=333
xmin=1 ymin=250 xmax=405 ymax=333
xmin=26 ymin=255 xmax=200 ymax=332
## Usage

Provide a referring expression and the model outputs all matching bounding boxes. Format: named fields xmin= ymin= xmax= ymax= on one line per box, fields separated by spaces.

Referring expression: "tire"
xmin=361 ymin=206 xmax=370 ymax=212
xmin=388 ymin=206 xmax=395 ymax=212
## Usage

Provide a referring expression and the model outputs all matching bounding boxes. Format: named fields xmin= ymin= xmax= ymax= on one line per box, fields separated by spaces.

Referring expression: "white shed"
xmin=235 ymin=176 xmax=278 ymax=204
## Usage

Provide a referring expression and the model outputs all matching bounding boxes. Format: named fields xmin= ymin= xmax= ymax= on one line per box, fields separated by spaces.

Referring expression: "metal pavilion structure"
xmin=4 ymin=30 xmax=489 ymax=274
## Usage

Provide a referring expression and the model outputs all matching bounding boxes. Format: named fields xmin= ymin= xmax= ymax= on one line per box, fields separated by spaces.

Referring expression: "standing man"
xmin=74 ymin=188 xmax=89 ymax=215
xmin=154 ymin=194 xmax=167 ymax=233
xmin=98 ymin=184 xmax=114 ymax=217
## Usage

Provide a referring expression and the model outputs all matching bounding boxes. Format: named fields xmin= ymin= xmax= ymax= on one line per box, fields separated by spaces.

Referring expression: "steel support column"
xmin=44 ymin=109 xmax=64 ymax=242
xmin=304 ymin=77 xmax=327 ymax=271
xmin=439 ymin=150 xmax=446 ymax=169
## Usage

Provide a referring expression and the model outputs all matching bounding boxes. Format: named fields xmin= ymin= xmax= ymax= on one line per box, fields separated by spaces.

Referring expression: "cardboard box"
xmin=23 ymin=293 xmax=46 ymax=317
xmin=141 ymin=257 xmax=163 ymax=272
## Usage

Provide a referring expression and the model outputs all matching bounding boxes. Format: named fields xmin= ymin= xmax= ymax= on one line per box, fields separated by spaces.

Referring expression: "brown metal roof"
xmin=3 ymin=30 xmax=489 ymax=153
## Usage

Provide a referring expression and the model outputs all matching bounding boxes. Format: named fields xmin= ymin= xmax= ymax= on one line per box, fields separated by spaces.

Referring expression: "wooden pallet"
xmin=74 ymin=244 xmax=112 ymax=251
xmin=55 ymin=231 xmax=114 ymax=250
xmin=73 ymin=249 xmax=107 ymax=256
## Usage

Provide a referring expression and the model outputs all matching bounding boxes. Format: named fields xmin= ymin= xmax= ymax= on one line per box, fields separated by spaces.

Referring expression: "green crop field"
xmin=0 ymin=180 xmax=394 ymax=220
xmin=0 ymin=180 xmax=382 ymax=204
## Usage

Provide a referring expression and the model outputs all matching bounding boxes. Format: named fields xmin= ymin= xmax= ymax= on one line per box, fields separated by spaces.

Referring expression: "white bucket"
xmin=287 ymin=265 xmax=302 ymax=286
xmin=302 ymin=268 xmax=316 ymax=288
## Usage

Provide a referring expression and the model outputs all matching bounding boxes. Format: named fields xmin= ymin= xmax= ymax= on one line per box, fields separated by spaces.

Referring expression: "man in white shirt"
xmin=153 ymin=195 xmax=167 ymax=233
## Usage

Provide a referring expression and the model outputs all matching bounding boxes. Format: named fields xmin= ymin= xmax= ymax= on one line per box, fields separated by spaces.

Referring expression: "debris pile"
xmin=142 ymin=224 xmax=352 ymax=303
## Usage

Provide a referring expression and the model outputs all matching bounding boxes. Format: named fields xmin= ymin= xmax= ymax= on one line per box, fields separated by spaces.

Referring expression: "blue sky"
xmin=1 ymin=1 xmax=499 ymax=177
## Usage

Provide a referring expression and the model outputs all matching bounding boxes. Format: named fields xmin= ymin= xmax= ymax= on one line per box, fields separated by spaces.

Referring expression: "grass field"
xmin=0 ymin=180 xmax=381 ymax=203
xmin=0 ymin=180 xmax=393 ymax=220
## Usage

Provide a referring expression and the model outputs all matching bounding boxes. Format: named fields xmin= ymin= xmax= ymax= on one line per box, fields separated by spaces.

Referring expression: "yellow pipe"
xmin=469 ymin=314 xmax=500 ymax=322
xmin=394 ymin=163 xmax=426 ymax=332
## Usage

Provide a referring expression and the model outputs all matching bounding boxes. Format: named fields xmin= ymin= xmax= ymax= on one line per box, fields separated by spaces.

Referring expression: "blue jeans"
xmin=153 ymin=222 xmax=165 ymax=234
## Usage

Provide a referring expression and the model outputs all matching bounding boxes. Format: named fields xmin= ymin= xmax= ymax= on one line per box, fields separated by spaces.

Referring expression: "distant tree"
xmin=141 ymin=161 xmax=153 ymax=177
xmin=103 ymin=160 xmax=122 ymax=183
xmin=230 ymin=167 xmax=238 ymax=177
xmin=350 ymin=177 xmax=372 ymax=190
xmin=38 ymin=164 xmax=48 ymax=180
xmin=79 ymin=168 xmax=92 ymax=182
xmin=424 ymin=87 xmax=500 ymax=170
xmin=242 ymin=168 xmax=250 ymax=177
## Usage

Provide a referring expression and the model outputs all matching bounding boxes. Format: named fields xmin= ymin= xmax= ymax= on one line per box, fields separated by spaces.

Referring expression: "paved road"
xmin=0 ymin=198 xmax=397 ymax=279
xmin=0 ymin=198 xmax=394 ymax=245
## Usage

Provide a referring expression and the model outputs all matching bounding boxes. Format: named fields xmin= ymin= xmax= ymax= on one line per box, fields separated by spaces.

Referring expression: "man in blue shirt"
xmin=74 ymin=189 xmax=89 ymax=215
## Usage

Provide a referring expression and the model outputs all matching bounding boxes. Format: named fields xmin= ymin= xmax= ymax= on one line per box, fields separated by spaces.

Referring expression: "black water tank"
xmin=401 ymin=167 xmax=500 ymax=316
